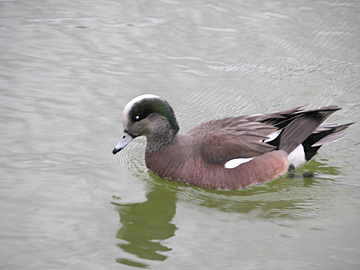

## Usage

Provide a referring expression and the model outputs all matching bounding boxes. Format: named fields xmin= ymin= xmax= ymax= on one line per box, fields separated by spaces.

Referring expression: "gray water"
xmin=1 ymin=0 xmax=360 ymax=269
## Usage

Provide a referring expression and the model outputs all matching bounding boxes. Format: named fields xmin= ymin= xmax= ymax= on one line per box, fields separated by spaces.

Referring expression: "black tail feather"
xmin=278 ymin=106 xmax=341 ymax=154
xmin=302 ymin=122 xmax=354 ymax=160
xmin=263 ymin=106 xmax=352 ymax=160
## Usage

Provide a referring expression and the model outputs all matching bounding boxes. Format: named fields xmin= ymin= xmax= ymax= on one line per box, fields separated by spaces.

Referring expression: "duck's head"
xmin=113 ymin=94 xmax=179 ymax=154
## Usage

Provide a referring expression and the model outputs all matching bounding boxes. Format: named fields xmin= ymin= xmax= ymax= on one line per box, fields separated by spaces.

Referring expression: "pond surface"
xmin=1 ymin=0 xmax=360 ymax=269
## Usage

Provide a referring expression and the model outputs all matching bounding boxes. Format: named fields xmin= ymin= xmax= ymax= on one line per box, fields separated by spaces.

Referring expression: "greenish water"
xmin=1 ymin=0 xmax=360 ymax=269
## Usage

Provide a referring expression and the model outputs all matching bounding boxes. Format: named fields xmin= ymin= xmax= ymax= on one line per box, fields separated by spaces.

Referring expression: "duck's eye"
xmin=131 ymin=113 xmax=142 ymax=122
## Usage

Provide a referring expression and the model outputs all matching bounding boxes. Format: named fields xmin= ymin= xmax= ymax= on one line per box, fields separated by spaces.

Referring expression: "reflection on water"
xmin=112 ymin=159 xmax=342 ymax=266
xmin=113 ymin=180 xmax=177 ymax=268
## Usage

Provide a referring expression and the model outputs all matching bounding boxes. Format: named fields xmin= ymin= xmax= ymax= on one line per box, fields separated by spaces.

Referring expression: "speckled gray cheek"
xmin=121 ymin=94 xmax=160 ymax=130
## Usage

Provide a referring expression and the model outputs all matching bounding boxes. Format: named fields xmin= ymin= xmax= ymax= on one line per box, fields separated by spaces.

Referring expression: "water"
xmin=1 ymin=0 xmax=360 ymax=269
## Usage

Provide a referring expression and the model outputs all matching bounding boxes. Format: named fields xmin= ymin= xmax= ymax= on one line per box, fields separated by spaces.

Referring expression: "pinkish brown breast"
xmin=145 ymin=145 xmax=289 ymax=189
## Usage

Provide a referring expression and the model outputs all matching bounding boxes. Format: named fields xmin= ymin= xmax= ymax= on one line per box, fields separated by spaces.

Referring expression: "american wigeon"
xmin=113 ymin=94 xmax=352 ymax=189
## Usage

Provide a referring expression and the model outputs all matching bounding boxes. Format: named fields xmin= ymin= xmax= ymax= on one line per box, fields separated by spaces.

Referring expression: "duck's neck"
xmin=146 ymin=128 xmax=178 ymax=153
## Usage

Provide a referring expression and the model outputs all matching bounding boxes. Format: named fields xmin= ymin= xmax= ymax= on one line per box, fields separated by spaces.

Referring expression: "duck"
xmin=112 ymin=94 xmax=352 ymax=189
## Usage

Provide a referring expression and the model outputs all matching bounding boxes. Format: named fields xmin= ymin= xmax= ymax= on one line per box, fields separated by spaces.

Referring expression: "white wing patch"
xmin=224 ymin=157 xmax=254 ymax=169
xmin=263 ymin=129 xmax=281 ymax=143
